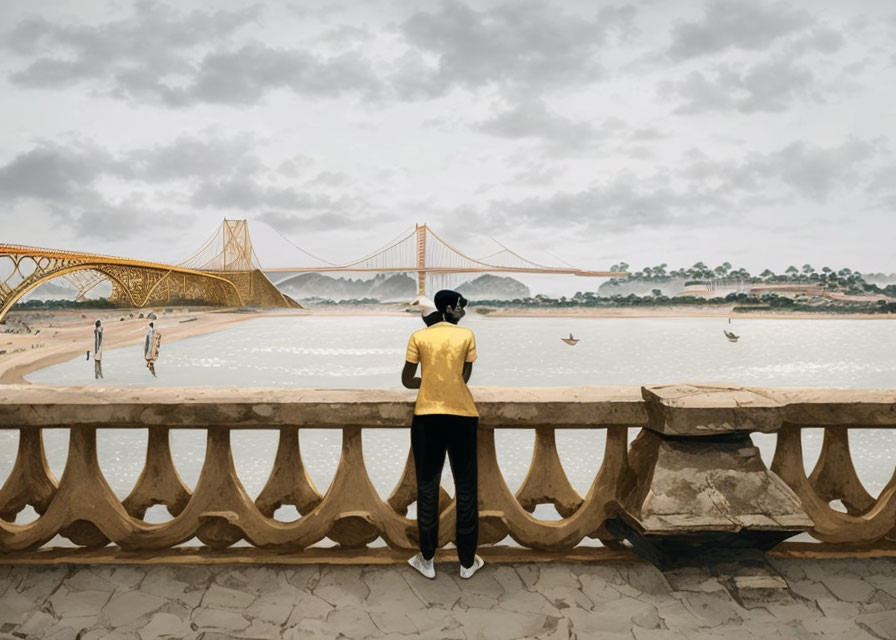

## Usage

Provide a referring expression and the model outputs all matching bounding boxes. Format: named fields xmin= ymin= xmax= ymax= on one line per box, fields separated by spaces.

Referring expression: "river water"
xmin=5 ymin=315 xmax=896 ymax=532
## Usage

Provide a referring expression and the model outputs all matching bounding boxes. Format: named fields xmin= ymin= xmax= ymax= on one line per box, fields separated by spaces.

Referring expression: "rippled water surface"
xmin=25 ymin=314 xmax=896 ymax=388
xmin=10 ymin=315 xmax=896 ymax=530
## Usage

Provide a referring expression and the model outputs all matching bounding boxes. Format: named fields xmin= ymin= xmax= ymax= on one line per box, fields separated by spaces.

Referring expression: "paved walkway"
xmin=1 ymin=556 xmax=896 ymax=639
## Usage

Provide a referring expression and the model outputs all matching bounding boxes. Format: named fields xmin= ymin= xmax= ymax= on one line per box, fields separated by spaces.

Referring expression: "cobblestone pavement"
xmin=1 ymin=556 xmax=896 ymax=639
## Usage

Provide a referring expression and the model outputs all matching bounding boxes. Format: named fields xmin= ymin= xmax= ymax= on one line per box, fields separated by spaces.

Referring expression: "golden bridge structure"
xmin=1 ymin=220 xmax=625 ymax=322
xmin=267 ymin=223 xmax=626 ymax=297
xmin=0 ymin=220 xmax=298 ymax=324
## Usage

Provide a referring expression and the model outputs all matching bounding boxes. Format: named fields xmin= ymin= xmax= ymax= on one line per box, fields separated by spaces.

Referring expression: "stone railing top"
xmin=642 ymin=384 xmax=784 ymax=435
xmin=0 ymin=384 xmax=894 ymax=431
xmin=641 ymin=384 xmax=896 ymax=435
xmin=0 ymin=385 xmax=646 ymax=429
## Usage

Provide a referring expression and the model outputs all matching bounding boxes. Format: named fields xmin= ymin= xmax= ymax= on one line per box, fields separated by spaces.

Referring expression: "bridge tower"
xmin=415 ymin=223 xmax=427 ymax=297
xmin=220 ymin=219 xmax=254 ymax=272
xmin=181 ymin=218 xmax=298 ymax=309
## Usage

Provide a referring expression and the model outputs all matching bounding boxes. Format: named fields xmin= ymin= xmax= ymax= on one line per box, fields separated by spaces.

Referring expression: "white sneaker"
xmin=408 ymin=553 xmax=435 ymax=579
xmin=459 ymin=555 xmax=484 ymax=579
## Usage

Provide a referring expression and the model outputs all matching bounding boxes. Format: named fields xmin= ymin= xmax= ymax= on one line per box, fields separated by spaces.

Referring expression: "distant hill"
xmin=598 ymin=277 xmax=687 ymax=298
xmin=457 ymin=275 xmax=530 ymax=300
xmin=277 ymin=273 xmax=416 ymax=301
xmin=21 ymin=280 xmax=79 ymax=301
xmin=864 ymin=273 xmax=896 ymax=286
xmin=275 ymin=272 xmax=530 ymax=301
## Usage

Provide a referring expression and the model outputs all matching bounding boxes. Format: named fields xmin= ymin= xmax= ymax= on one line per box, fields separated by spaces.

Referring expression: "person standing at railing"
xmin=92 ymin=319 xmax=104 ymax=379
xmin=402 ymin=290 xmax=483 ymax=580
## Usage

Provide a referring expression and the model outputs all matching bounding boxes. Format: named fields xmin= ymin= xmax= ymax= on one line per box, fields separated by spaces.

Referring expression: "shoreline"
xmin=485 ymin=307 xmax=894 ymax=320
xmin=1 ymin=304 xmax=892 ymax=385
xmin=0 ymin=308 xmax=268 ymax=385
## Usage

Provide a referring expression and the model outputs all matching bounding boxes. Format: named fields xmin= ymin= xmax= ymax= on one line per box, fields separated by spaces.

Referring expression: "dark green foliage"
xmin=13 ymin=298 xmax=117 ymax=310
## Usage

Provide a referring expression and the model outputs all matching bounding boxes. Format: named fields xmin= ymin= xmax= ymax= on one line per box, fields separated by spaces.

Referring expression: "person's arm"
xmin=463 ymin=333 xmax=477 ymax=384
xmin=403 ymin=333 xmax=421 ymax=389
xmin=402 ymin=361 xmax=421 ymax=389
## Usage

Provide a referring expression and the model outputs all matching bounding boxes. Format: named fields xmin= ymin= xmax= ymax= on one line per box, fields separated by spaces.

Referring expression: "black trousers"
xmin=411 ymin=414 xmax=479 ymax=567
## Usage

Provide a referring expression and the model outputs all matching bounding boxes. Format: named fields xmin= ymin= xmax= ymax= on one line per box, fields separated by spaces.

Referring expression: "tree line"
xmin=608 ymin=262 xmax=896 ymax=298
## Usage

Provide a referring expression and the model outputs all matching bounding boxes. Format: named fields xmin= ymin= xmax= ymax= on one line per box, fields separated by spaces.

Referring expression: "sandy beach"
xmin=0 ymin=308 xmax=277 ymax=385
xmin=1 ymin=303 xmax=892 ymax=385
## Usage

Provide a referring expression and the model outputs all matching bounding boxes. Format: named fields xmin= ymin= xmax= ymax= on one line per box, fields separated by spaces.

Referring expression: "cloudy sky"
xmin=1 ymin=0 xmax=895 ymax=289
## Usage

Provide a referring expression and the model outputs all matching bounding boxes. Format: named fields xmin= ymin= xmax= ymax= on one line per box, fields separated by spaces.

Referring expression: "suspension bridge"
xmin=0 ymin=220 xmax=625 ymax=322
xmin=267 ymin=223 xmax=626 ymax=297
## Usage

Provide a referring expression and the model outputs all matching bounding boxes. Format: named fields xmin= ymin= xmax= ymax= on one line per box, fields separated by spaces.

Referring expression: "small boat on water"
xmin=561 ymin=333 xmax=579 ymax=346
xmin=723 ymin=330 xmax=739 ymax=343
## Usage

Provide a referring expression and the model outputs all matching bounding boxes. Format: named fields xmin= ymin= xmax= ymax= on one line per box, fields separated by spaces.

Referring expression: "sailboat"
xmin=561 ymin=332 xmax=579 ymax=346
xmin=723 ymin=330 xmax=739 ymax=343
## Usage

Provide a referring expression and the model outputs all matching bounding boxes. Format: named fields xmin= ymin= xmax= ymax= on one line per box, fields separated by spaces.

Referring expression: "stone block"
xmin=48 ymin=588 xmax=113 ymax=619
xmin=610 ymin=427 xmax=811 ymax=567
xmin=200 ymin=583 xmax=255 ymax=610
xmin=642 ymin=384 xmax=783 ymax=435
xmin=103 ymin=590 xmax=166 ymax=628
xmin=818 ymin=575 xmax=877 ymax=603
xmin=137 ymin=612 xmax=191 ymax=639
xmin=191 ymin=608 xmax=249 ymax=632
xmin=856 ymin=610 xmax=896 ymax=640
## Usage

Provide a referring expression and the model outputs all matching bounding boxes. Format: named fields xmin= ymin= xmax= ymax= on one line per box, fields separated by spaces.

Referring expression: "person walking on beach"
xmin=402 ymin=290 xmax=483 ymax=579
xmin=144 ymin=321 xmax=161 ymax=377
xmin=92 ymin=320 xmax=104 ymax=379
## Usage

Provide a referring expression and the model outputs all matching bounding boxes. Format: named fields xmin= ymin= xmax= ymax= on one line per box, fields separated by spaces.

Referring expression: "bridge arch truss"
xmin=0 ymin=245 xmax=250 ymax=324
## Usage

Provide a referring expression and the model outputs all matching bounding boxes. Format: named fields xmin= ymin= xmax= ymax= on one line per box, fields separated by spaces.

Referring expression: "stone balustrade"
xmin=0 ymin=385 xmax=894 ymax=562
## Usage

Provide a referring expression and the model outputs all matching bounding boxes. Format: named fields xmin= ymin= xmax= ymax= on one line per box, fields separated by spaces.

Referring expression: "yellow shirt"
xmin=405 ymin=322 xmax=478 ymax=417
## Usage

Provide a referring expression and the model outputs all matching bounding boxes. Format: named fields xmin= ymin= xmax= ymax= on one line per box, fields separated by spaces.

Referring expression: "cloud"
xmin=3 ymin=3 xmax=382 ymax=106
xmin=257 ymin=210 xmax=359 ymax=233
xmin=163 ymin=44 xmax=382 ymax=106
xmin=125 ymin=135 xmax=263 ymax=181
xmin=0 ymin=134 xmax=292 ymax=239
xmin=788 ymin=26 xmax=845 ymax=55
xmin=508 ymin=164 xmax=566 ymax=186
xmin=306 ymin=171 xmax=350 ymax=187
xmin=474 ymin=100 xmax=620 ymax=148
xmin=49 ymin=193 xmax=187 ymax=242
xmin=0 ymin=134 xmax=263 ymax=201
xmin=493 ymin=176 xmax=727 ymax=233
xmin=679 ymin=139 xmax=883 ymax=201
xmin=440 ymin=137 xmax=887 ymax=239
xmin=0 ymin=142 xmax=113 ymax=200
xmin=393 ymin=1 xmax=633 ymax=98
xmin=190 ymin=176 xmax=350 ymax=211
xmin=868 ymin=163 xmax=896 ymax=193
xmin=666 ymin=1 xmax=813 ymax=60
xmin=5 ymin=3 xmax=260 ymax=90
xmin=660 ymin=57 xmax=820 ymax=113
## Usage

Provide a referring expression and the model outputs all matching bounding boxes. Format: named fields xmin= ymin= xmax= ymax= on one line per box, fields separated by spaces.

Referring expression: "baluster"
xmin=473 ymin=425 xmax=512 ymax=545
xmin=193 ymin=428 xmax=256 ymax=549
xmin=57 ymin=427 xmax=133 ymax=548
xmin=325 ymin=427 xmax=388 ymax=547
xmin=773 ymin=425 xmax=896 ymax=544
xmin=0 ymin=428 xmax=58 ymax=522
xmin=123 ymin=427 xmax=192 ymax=520
xmin=808 ymin=426 xmax=875 ymax=515
xmin=515 ymin=427 xmax=583 ymax=518
xmin=255 ymin=427 xmax=322 ymax=518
